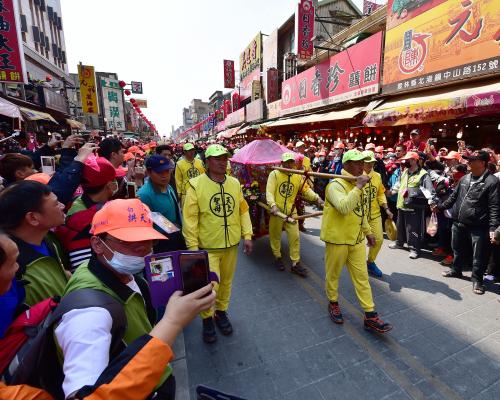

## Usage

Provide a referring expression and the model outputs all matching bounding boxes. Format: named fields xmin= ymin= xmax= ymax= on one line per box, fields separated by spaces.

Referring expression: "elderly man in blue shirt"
xmin=138 ymin=155 xmax=186 ymax=252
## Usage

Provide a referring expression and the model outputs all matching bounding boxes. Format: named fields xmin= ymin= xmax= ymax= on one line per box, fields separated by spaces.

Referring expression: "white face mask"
xmin=100 ymin=239 xmax=149 ymax=275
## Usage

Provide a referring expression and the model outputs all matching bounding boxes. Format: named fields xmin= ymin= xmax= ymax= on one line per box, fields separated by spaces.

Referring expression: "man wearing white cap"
xmin=266 ymin=152 xmax=324 ymax=276
xmin=175 ymin=143 xmax=205 ymax=205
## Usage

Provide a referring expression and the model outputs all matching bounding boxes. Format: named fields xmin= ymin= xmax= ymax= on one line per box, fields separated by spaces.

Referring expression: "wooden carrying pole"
xmin=274 ymin=166 xmax=358 ymax=181
xmin=257 ymin=202 xmax=296 ymax=224
xmin=293 ymin=211 xmax=323 ymax=220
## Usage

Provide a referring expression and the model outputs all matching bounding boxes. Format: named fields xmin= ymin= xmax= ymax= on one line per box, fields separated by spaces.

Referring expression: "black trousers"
xmin=396 ymin=208 xmax=426 ymax=253
xmin=487 ymin=243 xmax=500 ymax=277
xmin=451 ymin=222 xmax=491 ymax=284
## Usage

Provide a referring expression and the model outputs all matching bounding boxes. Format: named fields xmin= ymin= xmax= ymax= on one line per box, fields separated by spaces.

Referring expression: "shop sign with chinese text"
xmin=131 ymin=81 xmax=143 ymax=94
xmin=383 ymin=0 xmax=500 ymax=94
xmin=239 ymin=33 xmax=262 ymax=101
xmin=280 ymin=31 xmax=382 ymax=115
xmin=223 ymin=60 xmax=235 ymax=89
xmin=0 ymin=0 xmax=27 ymax=83
xmin=101 ymin=77 xmax=126 ymax=131
xmin=296 ymin=0 xmax=315 ymax=60
xmin=78 ymin=65 xmax=98 ymax=115
xmin=135 ymin=98 xmax=148 ymax=108
xmin=240 ymin=33 xmax=262 ymax=81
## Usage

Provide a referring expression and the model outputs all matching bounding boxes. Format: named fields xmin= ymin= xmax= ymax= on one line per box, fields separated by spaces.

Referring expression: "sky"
xmin=61 ymin=0 xmax=366 ymax=136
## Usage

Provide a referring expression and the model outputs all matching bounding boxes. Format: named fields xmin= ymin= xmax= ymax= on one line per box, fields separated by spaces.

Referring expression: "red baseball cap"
xmin=441 ymin=151 xmax=462 ymax=161
xmin=82 ymin=156 xmax=117 ymax=188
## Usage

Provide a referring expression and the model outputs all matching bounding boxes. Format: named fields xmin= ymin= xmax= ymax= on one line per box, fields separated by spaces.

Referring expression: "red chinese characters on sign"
xmin=0 ymin=0 xmax=26 ymax=83
xmin=281 ymin=31 xmax=383 ymax=115
xmin=296 ymin=0 xmax=315 ymax=60
xmin=445 ymin=0 xmax=483 ymax=45
xmin=223 ymin=60 xmax=235 ymax=89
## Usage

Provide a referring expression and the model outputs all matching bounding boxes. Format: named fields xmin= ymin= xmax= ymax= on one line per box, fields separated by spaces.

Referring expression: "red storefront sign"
xmin=296 ymin=0 xmax=315 ymax=60
xmin=267 ymin=68 xmax=279 ymax=103
xmin=0 ymin=0 xmax=27 ymax=83
xmin=281 ymin=31 xmax=383 ymax=115
xmin=223 ymin=60 xmax=235 ymax=89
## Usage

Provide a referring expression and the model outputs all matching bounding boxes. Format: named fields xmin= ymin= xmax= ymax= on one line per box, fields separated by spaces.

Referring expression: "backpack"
xmin=0 ymin=288 xmax=127 ymax=400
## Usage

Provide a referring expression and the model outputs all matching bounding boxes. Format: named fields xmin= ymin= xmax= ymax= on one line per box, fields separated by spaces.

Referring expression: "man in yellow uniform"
xmin=321 ymin=149 xmax=392 ymax=333
xmin=183 ymin=144 xmax=253 ymax=343
xmin=266 ymin=152 xmax=324 ymax=277
xmin=362 ymin=151 xmax=394 ymax=278
xmin=175 ymin=143 xmax=205 ymax=205
xmin=294 ymin=141 xmax=312 ymax=231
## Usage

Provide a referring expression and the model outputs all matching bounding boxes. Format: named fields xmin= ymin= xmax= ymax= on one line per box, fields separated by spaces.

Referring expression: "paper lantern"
xmin=118 ymin=80 xmax=126 ymax=88
xmin=124 ymin=89 xmax=131 ymax=96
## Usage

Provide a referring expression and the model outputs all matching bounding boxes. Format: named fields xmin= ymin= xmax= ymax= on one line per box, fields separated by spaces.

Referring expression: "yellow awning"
xmin=266 ymin=106 xmax=364 ymax=128
xmin=20 ymin=107 xmax=58 ymax=123
xmin=363 ymin=81 xmax=500 ymax=127
xmin=66 ymin=118 xmax=85 ymax=129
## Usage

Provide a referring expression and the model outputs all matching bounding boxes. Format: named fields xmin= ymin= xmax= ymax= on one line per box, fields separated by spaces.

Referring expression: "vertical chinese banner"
xmin=223 ymin=60 xmax=235 ymax=88
xmin=267 ymin=68 xmax=279 ymax=103
xmin=0 ymin=0 xmax=27 ymax=83
xmin=100 ymin=77 xmax=126 ymax=131
xmin=296 ymin=0 xmax=315 ymax=61
xmin=78 ymin=65 xmax=98 ymax=115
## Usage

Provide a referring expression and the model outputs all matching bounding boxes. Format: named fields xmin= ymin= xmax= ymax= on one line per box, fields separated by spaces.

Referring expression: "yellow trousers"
xmin=269 ymin=214 xmax=300 ymax=263
xmin=200 ymin=245 xmax=239 ymax=319
xmin=367 ymin=217 xmax=384 ymax=263
xmin=325 ymin=242 xmax=375 ymax=312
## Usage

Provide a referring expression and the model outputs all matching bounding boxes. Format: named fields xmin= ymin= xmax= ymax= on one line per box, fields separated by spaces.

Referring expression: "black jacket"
xmin=439 ymin=171 xmax=499 ymax=230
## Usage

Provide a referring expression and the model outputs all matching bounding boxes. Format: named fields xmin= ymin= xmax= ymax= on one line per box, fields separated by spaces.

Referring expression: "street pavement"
xmin=179 ymin=212 xmax=500 ymax=400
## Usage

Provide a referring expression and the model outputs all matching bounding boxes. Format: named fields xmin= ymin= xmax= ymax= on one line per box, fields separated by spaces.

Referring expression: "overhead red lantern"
xmin=118 ymin=80 xmax=126 ymax=88
xmin=130 ymin=98 xmax=136 ymax=103
xmin=124 ymin=89 xmax=131 ymax=96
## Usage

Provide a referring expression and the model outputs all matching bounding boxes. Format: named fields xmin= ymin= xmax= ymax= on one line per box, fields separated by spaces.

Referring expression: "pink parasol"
xmin=230 ymin=139 xmax=300 ymax=165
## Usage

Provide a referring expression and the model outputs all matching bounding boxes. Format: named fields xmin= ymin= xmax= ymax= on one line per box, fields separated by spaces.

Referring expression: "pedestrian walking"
xmin=266 ymin=152 xmax=324 ymax=276
xmin=389 ymin=151 xmax=436 ymax=259
xmin=437 ymin=150 xmax=499 ymax=294
xmin=175 ymin=143 xmax=205 ymax=206
xmin=362 ymin=151 xmax=393 ymax=277
xmin=182 ymin=144 xmax=253 ymax=343
xmin=321 ymin=149 xmax=392 ymax=333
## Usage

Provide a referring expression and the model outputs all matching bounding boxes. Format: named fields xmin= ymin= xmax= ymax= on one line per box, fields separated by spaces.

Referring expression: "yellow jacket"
xmin=266 ymin=170 xmax=319 ymax=215
xmin=363 ymin=169 xmax=387 ymax=221
xmin=175 ymin=157 xmax=205 ymax=198
xmin=302 ymin=156 xmax=311 ymax=171
xmin=320 ymin=169 xmax=371 ymax=245
xmin=182 ymin=174 xmax=253 ymax=250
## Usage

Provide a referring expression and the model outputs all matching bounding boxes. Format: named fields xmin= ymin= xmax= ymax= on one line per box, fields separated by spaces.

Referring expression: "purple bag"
xmin=144 ymin=250 xmax=218 ymax=308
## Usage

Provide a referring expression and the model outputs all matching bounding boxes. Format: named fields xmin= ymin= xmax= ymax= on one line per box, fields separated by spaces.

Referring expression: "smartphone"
xmin=127 ymin=181 xmax=136 ymax=198
xmin=40 ymin=156 xmax=55 ymax=174
xmin=179 ymin=252 xmax=210 ymax=295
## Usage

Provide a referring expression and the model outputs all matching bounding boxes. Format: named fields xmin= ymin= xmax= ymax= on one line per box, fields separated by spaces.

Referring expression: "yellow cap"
xmin=183 ymin=143 xmax=195 ymax=151
xmin=282 ymin=152 xmax=296 ymax=162
xmin=205 ymin=144 xmax=229 ymax=158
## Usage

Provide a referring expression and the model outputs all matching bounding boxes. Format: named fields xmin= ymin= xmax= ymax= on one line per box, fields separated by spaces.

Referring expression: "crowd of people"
xmin=0 ymin=127 xmax=498 ymax=399
xmin=302 ymin=129 xmax=500 ymax=294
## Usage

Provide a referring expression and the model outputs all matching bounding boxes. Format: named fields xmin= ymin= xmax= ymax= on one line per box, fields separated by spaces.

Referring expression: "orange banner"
xmin=382 ymin=0 xmax=500 ymax=94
